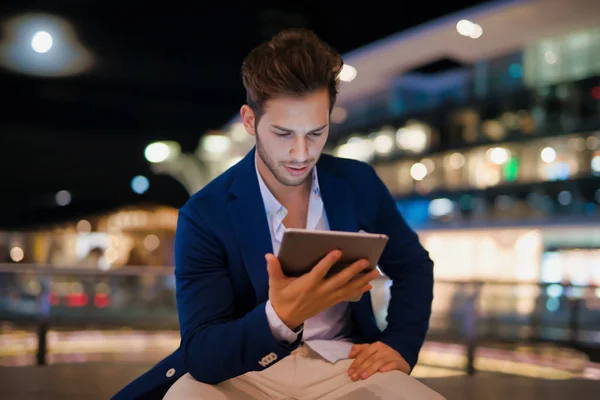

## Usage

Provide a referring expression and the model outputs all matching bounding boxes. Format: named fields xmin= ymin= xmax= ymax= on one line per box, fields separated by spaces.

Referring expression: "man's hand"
xmin=348 ymin=341 xmax=410 ymax=381
xmin=266 ymin=250 xmax=379 ymax=330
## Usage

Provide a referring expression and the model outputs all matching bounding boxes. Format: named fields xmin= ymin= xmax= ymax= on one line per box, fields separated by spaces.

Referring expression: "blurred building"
xmin=0 ymin=205 xmax=178 ymax=269
xmin=198 ymin=0 xmax=600 ymax=288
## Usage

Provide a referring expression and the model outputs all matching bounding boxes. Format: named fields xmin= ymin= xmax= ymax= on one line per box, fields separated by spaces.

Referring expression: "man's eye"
xmin=310 ymin=131 xmax=323 ymax=137
xmin=275 ymin=131 xmax=291 ymax=137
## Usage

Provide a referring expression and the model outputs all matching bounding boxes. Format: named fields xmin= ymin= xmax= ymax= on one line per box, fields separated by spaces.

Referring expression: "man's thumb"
xmin=265 ymin=254 xmax=286 ymax=282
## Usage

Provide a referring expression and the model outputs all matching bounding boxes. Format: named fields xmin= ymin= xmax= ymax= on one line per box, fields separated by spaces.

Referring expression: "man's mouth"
xmin=284 ymin=165 xmax=309 ymax=176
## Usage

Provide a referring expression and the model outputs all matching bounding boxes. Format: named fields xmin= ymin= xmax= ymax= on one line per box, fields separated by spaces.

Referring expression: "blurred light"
xmin=131 ymin=175 xmax=150 ymax=194
xmin=588 ymin=136 xmax=599 ymax=150
xmin=76 ymin=219 xmax=91 ymax=233
xmin=488 ymin=147 xmax=510 ymax=165
xmin=558 ymin=191 xmax=572 ymax=206
xmin=396 ymin=124 xmax=428 ymax=153
xmin=449 ymin=152 xmax=465 ymax=169
xmin=55 ymin=190 xmax=71 ymax=206
xmin=31 ymin=31 xmax=53 ymax=53
xmin=373 ymin=134 xmax=394 ymax=155
xmin=456 ymin=20 xmax=482 ymax=39
xmin=339 ymin=64 xmax=357 ymax=82
xmin=144 ymin=141 xmax=180 ymax=163
xmin=541 ymin=147 xmax=556 ymax=163
xmin=456 ymin=20 xmax=473 ymax=36
xmin=503 ymin=157 xmax=519 ymax=182
xmin=0 ymin=13 xmax=93 ymax=77
xmin=202 ymin=134 xmax=231 ymax=154
xmin=596 ymin=288 xmax=600 ymax=299
xmin=331 ymin=107 xmax=348 ymax=124
xmin=592 ymin=86 xmax=600 ymax=100
xmin=546 ymin=162 xmax=570 ymax=180
xmin=544 ymin=51 xmax=558 ymax=65
xmin=428 ymin=198 xmax=453 ymax=217
xmin=545 ymin=297 xmax=560 ymax=312
xmin=546 ymin=284 xmax=564 ymax=298
xmin=226 ymin=156 xmax=244 ymax=169
xmin=334 ymin=139 xmax=374 ymax=162
xmin=592 ymin=155 xmax=600 ymax=173
xmin=145 ymin=143 xmax=170 ymax=163
xmin=66 ymin=293 xmax=88 ymax=308
xmin=509 ymin=63 xmax=522 ymax=79
xmin=541 ymin=252 xmax=562 ymax=283
xmin=10 ymin=247 xmax=24 ymax=262
xmin=104 ymin=247 xmax=118 ymax=265
xmin=94 ymin=293 xmax=109 ymax=308
xmin=229 ymin=123 xmax=248 ymax=143
xmin=469 ymin=23 xmax=483 ymax=39
xmin=143 ymin=234 xmax=160 ymax=251
xmin=410 ymin=163 xmax=428 ymax=181
xmin=421 ymin=158 xmax=435 ymax=173
xmin=27 ymin=280 xmax=42 ymax=296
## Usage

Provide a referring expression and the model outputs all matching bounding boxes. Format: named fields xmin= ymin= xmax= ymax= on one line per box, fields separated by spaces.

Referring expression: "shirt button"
xmin=166 ymin=368 xmax=176 ymax=378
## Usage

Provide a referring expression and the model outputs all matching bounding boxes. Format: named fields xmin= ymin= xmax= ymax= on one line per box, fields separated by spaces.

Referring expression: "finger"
xmin=309 ymin=250 xmax=342 ymax=282
xmin=350 ymin=349 xmax=381 ymax=381
xmin=323 ymin=258 xmax=370 ymax=291
xmin=359 ymin=357 xmax=391 ymax=380
xmin=349 ymin=268 xmax=380 ymax=291
xmin=348 ymin=344 xmax=367 ymax=359
xmin=265 ymin=254 xmax=286 ymax=286
xmin=349 ymin=344 xmax=378 ymax=377
xmin=379 ymin=361 xmax=398 ymax=373
xmin=336 ymin=270 xmax=378 ymax=302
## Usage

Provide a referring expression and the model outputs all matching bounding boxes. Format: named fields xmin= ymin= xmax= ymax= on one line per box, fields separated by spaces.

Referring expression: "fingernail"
xmin=352 ymin=374 xmax=359 ymax=381
xmin=361 ymin=372 xmax=368 ymax=379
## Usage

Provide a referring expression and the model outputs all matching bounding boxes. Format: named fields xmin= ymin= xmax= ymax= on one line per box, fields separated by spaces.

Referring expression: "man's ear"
xmin=240 ymin=105 xmax=256 ymax=137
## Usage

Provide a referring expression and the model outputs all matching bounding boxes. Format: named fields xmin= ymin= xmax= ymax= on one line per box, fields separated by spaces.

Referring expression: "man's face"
xmin=242 ymin=89 xmax=330 ymax=187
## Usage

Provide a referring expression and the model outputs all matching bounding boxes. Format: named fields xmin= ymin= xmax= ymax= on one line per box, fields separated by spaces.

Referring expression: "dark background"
xmin=0 ymin=0 xmax=486 ymax=228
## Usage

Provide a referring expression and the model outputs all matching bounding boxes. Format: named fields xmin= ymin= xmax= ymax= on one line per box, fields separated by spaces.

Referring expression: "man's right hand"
xmin=265 ymin=250 xmax=380 ymax=330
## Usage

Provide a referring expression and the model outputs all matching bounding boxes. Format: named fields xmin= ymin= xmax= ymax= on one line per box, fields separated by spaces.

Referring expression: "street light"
xmin=144 ymin=141 xmax=181 ymax=163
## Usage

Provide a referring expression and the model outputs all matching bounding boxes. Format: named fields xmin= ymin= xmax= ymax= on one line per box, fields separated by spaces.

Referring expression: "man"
xmin=112 ymin=28 xmax=443 ymax=399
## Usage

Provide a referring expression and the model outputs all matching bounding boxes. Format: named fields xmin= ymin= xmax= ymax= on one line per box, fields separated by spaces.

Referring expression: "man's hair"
xmin=241 ymin=28 xmax=344 ymax=124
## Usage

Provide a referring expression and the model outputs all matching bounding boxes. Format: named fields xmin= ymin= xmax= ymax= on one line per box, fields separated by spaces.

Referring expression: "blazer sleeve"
xmin=174 ymin=206 xmax=301 ymax=385
xmin=367 ymin=166 xmax=434 ymax=370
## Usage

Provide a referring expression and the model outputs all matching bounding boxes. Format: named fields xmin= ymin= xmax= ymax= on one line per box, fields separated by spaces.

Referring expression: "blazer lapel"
xmin=227 ymin=148 xmax=272 ymax=304
xmin=318 ymin=158 xmax=358 ymax=233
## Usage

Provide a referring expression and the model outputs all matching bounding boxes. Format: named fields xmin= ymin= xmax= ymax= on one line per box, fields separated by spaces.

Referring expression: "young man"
xmin=112 ymin=29 xmax=443 ymax=399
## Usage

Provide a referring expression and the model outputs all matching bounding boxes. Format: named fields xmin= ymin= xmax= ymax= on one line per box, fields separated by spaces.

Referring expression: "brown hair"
xmin=241 ymin=28 xmax=344 ymax=125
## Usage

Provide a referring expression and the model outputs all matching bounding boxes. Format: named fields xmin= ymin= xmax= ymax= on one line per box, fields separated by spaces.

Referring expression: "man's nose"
xmin=290 ymin=137 xmax=308 ymax=162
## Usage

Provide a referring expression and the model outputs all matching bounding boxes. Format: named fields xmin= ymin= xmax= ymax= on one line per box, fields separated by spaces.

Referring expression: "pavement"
xmin=1 ymin=363 xmax=599 ymax=400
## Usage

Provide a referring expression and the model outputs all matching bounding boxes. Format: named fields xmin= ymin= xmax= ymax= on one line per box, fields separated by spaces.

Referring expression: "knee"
xmin=163 ymin=373 xmax=213 ymax=400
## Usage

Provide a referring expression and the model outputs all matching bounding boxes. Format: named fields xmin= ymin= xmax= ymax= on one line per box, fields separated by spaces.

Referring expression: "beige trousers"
xmin=164 ymin=345 xmax=445 ymax=400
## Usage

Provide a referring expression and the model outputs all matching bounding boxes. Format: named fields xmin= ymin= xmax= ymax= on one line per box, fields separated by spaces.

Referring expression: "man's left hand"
xmin=348 ymin=341 xmax=410 ymax=381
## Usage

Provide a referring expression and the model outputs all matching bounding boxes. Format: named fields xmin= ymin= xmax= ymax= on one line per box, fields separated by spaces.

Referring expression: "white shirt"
xmin=256 ymin=156 xmax=355 ymax=363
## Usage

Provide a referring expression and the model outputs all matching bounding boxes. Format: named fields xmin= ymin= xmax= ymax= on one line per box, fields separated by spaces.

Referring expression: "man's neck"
xmin=256 ymin=156 xmax=311 ymax=208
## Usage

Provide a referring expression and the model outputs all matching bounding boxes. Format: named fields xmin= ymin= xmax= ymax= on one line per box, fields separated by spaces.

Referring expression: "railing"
xmin=1 ymin=264 xmax=599 ymax=373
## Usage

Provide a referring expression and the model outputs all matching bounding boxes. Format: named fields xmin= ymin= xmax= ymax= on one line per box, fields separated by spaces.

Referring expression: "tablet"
xmin=277 ymin=228 xmax=389 ymax=278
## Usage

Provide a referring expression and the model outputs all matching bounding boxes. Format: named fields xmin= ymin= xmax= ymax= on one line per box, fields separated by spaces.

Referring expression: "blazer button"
xmin=166 ymin=368 xmax=176 ymax=378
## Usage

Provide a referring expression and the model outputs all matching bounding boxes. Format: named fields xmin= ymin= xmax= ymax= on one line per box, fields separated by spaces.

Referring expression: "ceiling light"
xmin=31 ymin=31 xmax=53 ymax=53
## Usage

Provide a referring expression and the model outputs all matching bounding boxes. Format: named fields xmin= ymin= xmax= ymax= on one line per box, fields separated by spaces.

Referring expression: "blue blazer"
xmin=112 ymin=148 xmax=434 ymax=399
